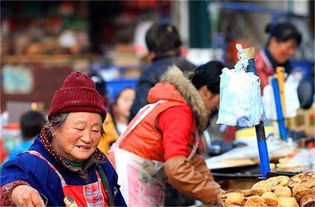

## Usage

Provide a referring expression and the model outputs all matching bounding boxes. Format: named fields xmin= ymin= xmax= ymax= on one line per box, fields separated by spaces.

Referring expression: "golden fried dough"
xmin=225 ymin=192 xmax=245 ymax=206
xmin=300 ymin=193 xmax=315 ymax=207
xmin=266 ymin=176 xmax=289 ymax=190
xmin=277 ymin=197 xmax=299 ymax=207
xmin=292 ymin=184 xmax=313 ymax=201
xmin=261 ymin=192 xmax=278 ymax=206
xmin=244 ymin=196 xmax=267 ymax=207
xmin=288 ymin=171 xmax=315 ymax=188
xmin=251 ymin=180 xmax=271 ymax=195
xmin=237 ymin=189 xmax=253 ymax=197
xmin=223 ymin=203 xmax=241 ymax=207
xmin=274 ymin=186 xmax=292 ymax=197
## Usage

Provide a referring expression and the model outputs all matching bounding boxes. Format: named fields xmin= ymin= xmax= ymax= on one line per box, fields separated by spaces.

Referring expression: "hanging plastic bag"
xmin=263 ymin=73 xmax=300 ymax=120
xmin=217 ymin=44 xmax=265 ymax=127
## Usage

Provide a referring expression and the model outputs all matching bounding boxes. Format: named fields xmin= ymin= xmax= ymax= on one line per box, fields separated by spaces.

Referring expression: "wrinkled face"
xmin=52 ymin=112 xmax=103 ymax=162
xmin=114 ymin=88 xmax=135 ymax=118
xmin=270 ymin=38 xmax=298 ymax=64
xmin=198 ymin=86 xmax=220 ymax=114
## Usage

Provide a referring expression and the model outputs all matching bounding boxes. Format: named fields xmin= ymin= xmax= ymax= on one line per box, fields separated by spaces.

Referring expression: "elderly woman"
xmin=0 ymin=73 xmax=126 ymax=206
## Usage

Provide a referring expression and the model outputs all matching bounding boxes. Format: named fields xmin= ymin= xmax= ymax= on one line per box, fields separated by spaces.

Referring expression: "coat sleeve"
xmin=0 ymin=159 xmax=33 ymax=206
xmin=164 ymin=155 xmax=221 ymax=205
xmin=158 ymin=106 xmax=221 ymax=205
xmin=157 ymin=106 xmax=193 ymax=160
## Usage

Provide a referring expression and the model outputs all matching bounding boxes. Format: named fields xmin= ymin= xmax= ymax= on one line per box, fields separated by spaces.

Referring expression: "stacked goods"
xmin=218 ymin=171 xmax=315 ymax=207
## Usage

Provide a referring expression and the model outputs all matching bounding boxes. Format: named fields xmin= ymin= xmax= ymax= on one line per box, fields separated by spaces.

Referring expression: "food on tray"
xmin=220 ymin=158 xmax=257 ymax=166
xmin=225 ymin=192 xmax=245 ymax=206
xmin=274 ymin=186 xmax=292 ymax=197
xmin=277 ymin=197 xmax=299 ymax=207
xmin=292 ymin=184 xmax=313 ymax=202
xmin=251 ymin=180 xmax=272 ymax=195
xmin=244 ymin=196 xmax=266 ymax=207
xmin=224 ymin=204 xmax=241 ymax=207
xmin=277 ymin=163 xmax=310 ymax=172
xmin=300 ymin=194 xmax=315 ymax=207
xmin=218 ymin=172 xmax=315 ymax=207
xmin=288 ymin=171 xmax=315 ymax=188
xmin=266 ymin=175 xmax=289 ymax=190
xmin=261 ymin=192 xmax=278 ymax=206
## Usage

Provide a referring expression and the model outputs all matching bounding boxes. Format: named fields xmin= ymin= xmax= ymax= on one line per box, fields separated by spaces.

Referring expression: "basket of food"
xmin=218 ymin=171 xmax=315 ymax=207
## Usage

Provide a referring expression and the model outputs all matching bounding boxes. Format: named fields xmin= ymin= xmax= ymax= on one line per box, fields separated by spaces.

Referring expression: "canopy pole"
xmin=244 ymin=47 xmax=270 ymax=179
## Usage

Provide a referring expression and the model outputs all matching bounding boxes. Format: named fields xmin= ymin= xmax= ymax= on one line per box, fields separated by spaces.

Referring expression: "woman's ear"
xmin=198 ymin=85 xmax=207 ymax=96
xmin=198 ymin=85 xmax=213 ymax=99
xmin=148 ymin=52 xmax=156 ymax=62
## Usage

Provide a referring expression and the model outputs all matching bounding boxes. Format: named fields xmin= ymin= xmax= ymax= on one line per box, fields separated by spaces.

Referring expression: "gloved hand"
xmin=164 ymin=154 xmax=221 ymax=205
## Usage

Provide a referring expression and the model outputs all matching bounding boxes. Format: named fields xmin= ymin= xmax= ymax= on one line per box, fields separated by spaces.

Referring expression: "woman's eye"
xmin=92 ymin=130 xmax=100 ymax=133
xmin=74 ymin=128 xmax=84 ymax=131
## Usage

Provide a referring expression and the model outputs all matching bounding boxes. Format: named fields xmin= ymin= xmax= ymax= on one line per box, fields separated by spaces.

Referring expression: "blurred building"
xmin=1 ymin=0 xmax=313 ymax=115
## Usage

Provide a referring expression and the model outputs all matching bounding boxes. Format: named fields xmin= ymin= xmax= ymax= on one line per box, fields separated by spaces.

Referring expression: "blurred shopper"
xmin=98 ymin=87 xmax=135 ymax=155
xmin=9 ymin=110 xmax=46 ymax=160
xmin=129 ymin=21 xmax=196 ymax=120
xmin=0 ymin=72 xmax=126 ymax=206
xmin=109 ymin=61 xmax=225 ymax=206
xmin=255 ymin=22 xmax=302 ymax=88
xmin=88 ymin=71 xmax=110 ymax=108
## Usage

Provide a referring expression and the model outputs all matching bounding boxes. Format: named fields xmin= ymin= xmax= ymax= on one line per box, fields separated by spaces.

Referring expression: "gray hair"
xmin=45 ymin=113 xmax=105 ymax=142
xmin=45 ymin=113 xmax=68 ymax=142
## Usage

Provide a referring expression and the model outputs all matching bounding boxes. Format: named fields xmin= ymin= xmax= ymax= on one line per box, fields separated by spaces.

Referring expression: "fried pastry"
xmin=261 ymin=192 xmax=278 ymax=206
xmin=277 ymin=197 xmax=299 ymax=207
xmin=300 ymin=193 xmax=315 ymax=207
xmin=288 ymin=171 xmax=315 ymax=188
xmin=274 ymin=186 xmax=292 ymax=197
xmin=292 ymin=184 xmax=313 ymax=201
xmin=266 ymin=176 xmax=289 ymax=190
xmin=244 ymin=196 xmax=267 ymax=207
xmin=225 ymin=192 xmax=245 ymax=206
xmin=251 ymin=180 xmax=271 ymax=195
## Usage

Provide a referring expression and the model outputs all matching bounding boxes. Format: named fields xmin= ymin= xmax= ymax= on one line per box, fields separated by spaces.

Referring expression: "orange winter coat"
xmin=112 ymin=66 xmax=221 ymax=205
xmin=119 ymin=82 xmax=197 ymax=162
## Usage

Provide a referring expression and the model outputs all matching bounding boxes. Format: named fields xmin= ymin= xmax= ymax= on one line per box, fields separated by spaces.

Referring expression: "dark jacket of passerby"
xmin=129 ymin=21 xmax=196 ymax=120
xmin=129 ymin=56 xmax=195 ymax=120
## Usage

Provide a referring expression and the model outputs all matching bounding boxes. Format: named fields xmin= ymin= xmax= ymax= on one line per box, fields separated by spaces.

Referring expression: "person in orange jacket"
xmin=109 ymin=61 xmax=225 ymax=206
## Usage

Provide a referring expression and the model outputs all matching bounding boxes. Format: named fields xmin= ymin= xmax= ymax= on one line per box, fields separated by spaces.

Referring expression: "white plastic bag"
xmin=263 ymin=74 xmax=300 ymax=120
xmin=217 ymin=44 xmax=265 ymax=127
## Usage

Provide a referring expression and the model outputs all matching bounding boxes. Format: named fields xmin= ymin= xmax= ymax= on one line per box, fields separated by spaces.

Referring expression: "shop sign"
xmin=2 ymin=65 xmax=34 ymax=94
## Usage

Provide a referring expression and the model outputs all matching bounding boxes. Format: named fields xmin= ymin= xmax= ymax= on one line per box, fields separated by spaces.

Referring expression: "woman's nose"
xmin=80 ymin=131 xmax=93 ymax=143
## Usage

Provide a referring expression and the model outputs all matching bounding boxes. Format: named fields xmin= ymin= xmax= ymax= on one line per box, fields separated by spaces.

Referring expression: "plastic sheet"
xmin=217 ymin=44 xmax=265 ymax=127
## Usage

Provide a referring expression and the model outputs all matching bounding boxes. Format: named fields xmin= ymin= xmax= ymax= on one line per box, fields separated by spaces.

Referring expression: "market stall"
xmin=206 ymin=44 xmax=314 ymax=206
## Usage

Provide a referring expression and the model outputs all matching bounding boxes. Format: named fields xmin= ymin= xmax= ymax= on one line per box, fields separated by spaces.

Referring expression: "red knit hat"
xmin=48 ymin=72 xmax=107 ymax=121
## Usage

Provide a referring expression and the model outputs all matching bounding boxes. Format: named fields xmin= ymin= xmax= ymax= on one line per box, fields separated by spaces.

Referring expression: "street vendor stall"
xmin=206 ymin=44 xmax=314 ymax=206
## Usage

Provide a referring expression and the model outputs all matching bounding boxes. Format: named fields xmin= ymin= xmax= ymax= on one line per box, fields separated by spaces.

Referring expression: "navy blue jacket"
xmin=129 ymin=56 xmax=195 ymax=120
xmin=1 ymin=136 xmax=126 ymax=206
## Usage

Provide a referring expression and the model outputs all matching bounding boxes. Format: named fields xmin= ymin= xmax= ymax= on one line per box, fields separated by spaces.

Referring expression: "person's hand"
xmin=11 ymin=185 xmax=45 ymax=207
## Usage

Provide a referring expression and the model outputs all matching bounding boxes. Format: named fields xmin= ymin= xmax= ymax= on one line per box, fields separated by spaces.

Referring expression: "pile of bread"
xmin=218 ymin=171 xmax=315 ymax=207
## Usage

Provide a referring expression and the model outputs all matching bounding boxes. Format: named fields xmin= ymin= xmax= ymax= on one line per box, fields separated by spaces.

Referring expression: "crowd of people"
xmin=0 ymin=20 xmax=304 ymax=207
